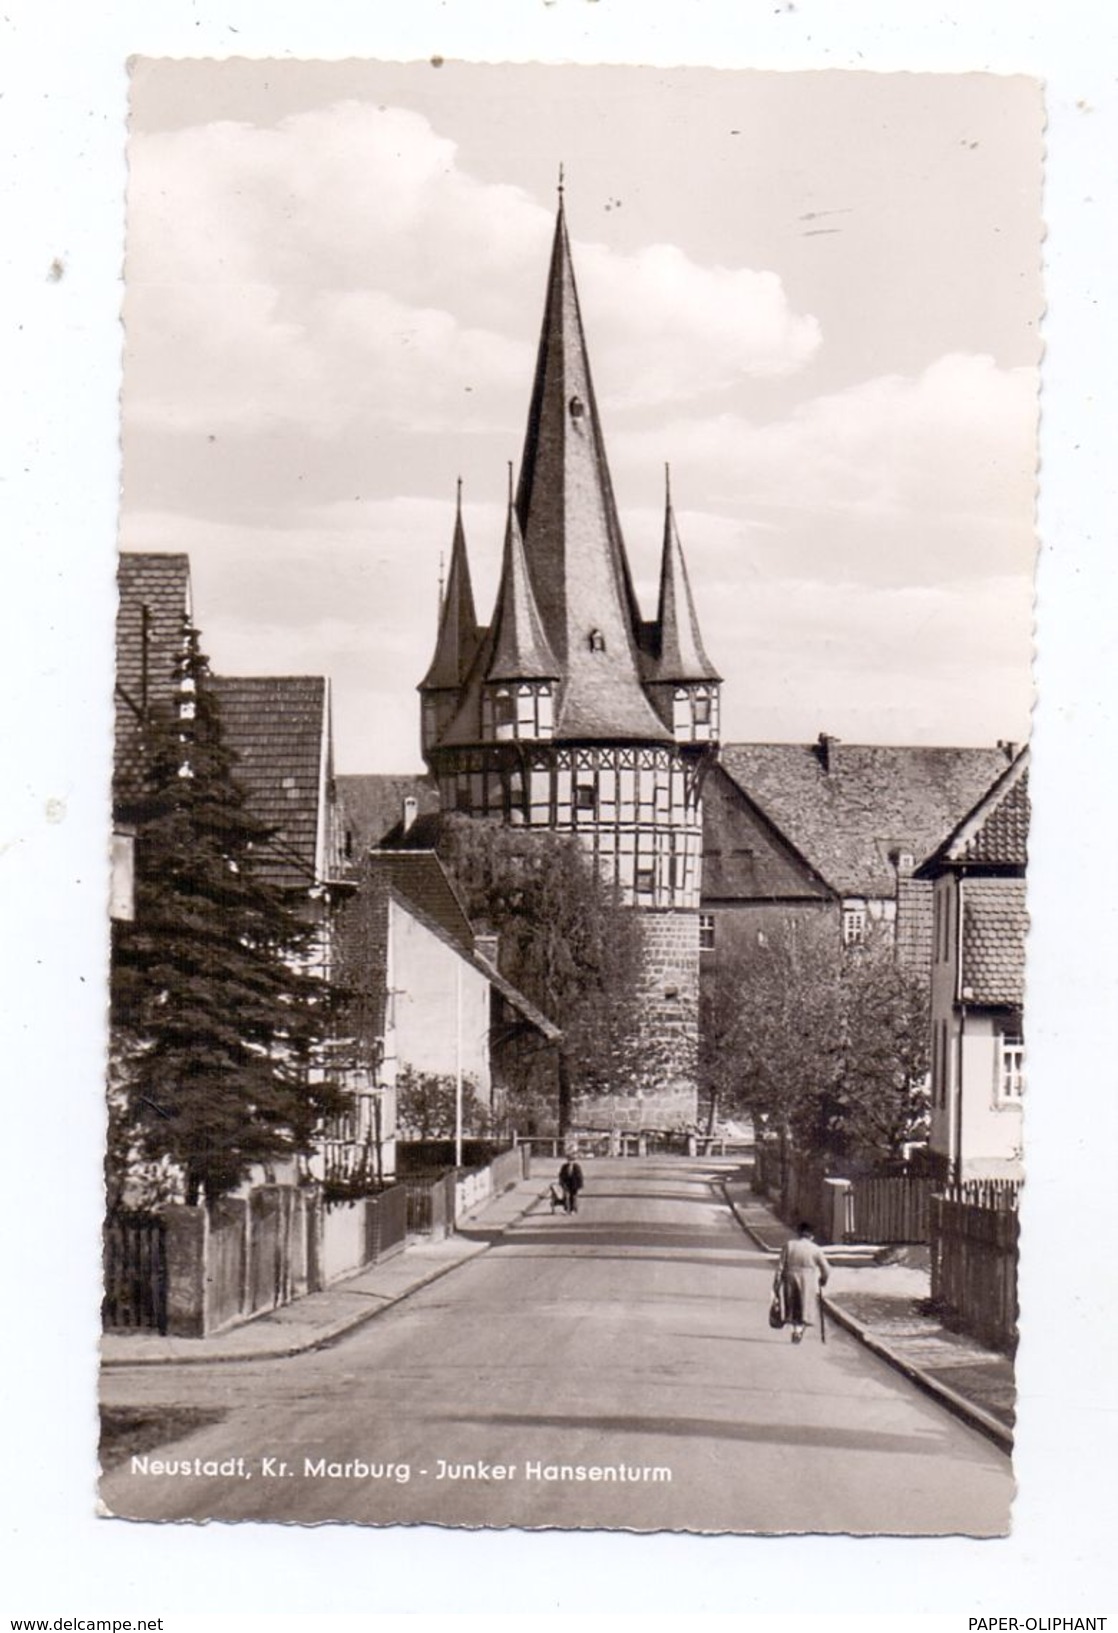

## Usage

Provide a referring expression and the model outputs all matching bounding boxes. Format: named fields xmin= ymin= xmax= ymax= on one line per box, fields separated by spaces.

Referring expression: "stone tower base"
xmin=571 ymin=909 xmax=699 ymax=1132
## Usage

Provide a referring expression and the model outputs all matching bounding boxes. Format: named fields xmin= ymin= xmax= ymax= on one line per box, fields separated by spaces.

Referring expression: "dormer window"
xmin=588 ymin=628 xmax=606 ymax=653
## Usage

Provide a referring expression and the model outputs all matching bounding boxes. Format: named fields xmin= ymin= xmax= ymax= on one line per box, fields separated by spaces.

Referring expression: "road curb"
xmin=102 ymin=1184 xmax=549 ymax=1370
xmin=719 ymin=1179 xmax=781 ymax=1254
xmin=821 ymin=1295 xmax=1014 ymax=1456
xmin=719 ymin=1178 xmax=1013 ymax=1457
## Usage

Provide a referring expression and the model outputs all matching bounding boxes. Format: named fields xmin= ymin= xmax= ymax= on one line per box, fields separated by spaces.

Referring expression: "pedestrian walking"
xmin=558 ymin=1153 xmax=584 ymax=1214
xmin=774 ymin=1221 xmax=830 ymax=1344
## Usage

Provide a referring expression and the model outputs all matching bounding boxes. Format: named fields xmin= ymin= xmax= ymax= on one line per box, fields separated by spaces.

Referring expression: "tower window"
xmin=588 ymin=628 xmax=606 ymax=653
xmin=493 ymin=690 xmax=515 ymax=726
xmin=568 ymin=394 xmax=585 ymax=420
xmin=699 ymin=913 xmax=715 ymax=952
xmin=693 ymin=696 xmax=712 ymax=725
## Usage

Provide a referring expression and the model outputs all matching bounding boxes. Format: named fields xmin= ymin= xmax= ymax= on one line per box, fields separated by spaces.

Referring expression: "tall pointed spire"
xmin=514 ymin=193 xmax=670 ymax=741
xmin=487 ymin=464 xmax=559 ymax=682
xmin=654 ymin=467 xmax=721 ymax=683
xmin=419 ymin=479 xmax=479 ymax=691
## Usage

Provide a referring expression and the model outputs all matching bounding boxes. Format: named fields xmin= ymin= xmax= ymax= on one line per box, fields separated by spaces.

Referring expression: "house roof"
xmin=701 ymin=762 xmax=833 ymax=903
xmin=366 ymin=850 xmax=475 ymax=953
xmin=337 ymin=774 xmax=440 ymax=855
xmin=114 ymin=553 xmax=192 ymax=800
xmin=212 ymin=676 xmax=330 ymax=890
xmin=920 ymin=749 xmax=1030 ymax=874
xmin=718 ymin=741 xmax=1011 ymax=899
xmin=368 ymin=851 xmax=562 ymax=1041
xmin=474 ymin=950 xmax=562 ymax=1043
xmin=960 ymin=877 xmax=1028 ymax=1007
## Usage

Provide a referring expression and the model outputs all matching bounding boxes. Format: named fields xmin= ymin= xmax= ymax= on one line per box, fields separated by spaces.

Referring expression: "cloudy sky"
xmin=121 ymin=61 xmax=1042 ymax=773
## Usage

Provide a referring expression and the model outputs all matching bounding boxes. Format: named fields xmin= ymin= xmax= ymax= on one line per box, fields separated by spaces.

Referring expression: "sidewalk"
xmin=101 ymin=1174 xmax=547 ymax=1369
xmin=722 ymin=1173 xmax=1015 ymax=1454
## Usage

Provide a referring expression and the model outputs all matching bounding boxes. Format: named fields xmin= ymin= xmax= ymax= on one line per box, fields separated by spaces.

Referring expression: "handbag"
xmin=768 ymin=1291 xmax=785 ymax=1329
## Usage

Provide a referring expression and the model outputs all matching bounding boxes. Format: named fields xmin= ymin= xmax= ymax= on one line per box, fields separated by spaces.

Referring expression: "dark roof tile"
xmin=719 ymin=742 xmax=1011 ymax=898
xmin=114 ymin=553 xmax=192 ymax=800
xmin=213 ymin=676 xmax=329 ymax=890
xmin=961 ymin=877 xmax=1028 ymax=1006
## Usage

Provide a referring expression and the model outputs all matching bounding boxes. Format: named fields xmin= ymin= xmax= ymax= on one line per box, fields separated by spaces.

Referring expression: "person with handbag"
xmin=773 ymin=1221 xmax=831 ymax=1343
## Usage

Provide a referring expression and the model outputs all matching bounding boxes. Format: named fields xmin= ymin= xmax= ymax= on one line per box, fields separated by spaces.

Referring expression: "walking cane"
xmin=818 ymin=1289 xmax=827 ymax=1345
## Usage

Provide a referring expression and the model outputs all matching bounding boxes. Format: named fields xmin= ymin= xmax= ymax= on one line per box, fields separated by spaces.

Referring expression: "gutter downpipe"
xmin=954 ymin=878 xmax=966 ymax=1188
xmin=455 ymin=960 xmax=464 ymax=1171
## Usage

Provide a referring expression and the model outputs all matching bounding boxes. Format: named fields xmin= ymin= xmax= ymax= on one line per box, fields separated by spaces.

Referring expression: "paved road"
xmin=100 ymin=1158 xmax=1012 ymax=1534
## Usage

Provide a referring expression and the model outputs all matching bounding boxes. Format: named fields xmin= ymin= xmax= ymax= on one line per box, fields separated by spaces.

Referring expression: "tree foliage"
xmin=395 ymin=1066 xmax=489 ymax=1141
xmin=700 ymin=917 xmax=929 ymax=1167
xmin=110 ymin=629 xmax=345 ymax=1203
xmin=434 ymin=815 xmax=652 ymax=1127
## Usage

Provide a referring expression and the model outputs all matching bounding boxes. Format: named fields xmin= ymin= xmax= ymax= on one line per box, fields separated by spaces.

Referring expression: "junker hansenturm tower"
xmin=418 ymin=187 xmax=721 ymax=1130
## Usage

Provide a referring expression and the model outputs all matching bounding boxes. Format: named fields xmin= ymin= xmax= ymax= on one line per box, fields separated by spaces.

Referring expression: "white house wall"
xmin=388 ymin=897 xmax=492 ymax=1102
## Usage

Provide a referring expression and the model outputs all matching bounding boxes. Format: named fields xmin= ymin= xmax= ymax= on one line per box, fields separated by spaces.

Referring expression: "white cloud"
xmin=124 ymin=100 xmax=818 ymax=438
xmin=581 ymin=242 xmax=821 ymax=406
xmin=615 ymin=353 xmax=1037 ymax=524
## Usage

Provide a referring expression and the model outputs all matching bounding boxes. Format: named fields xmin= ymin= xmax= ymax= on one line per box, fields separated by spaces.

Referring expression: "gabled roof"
xmin=701 ymin=762 xmax=833 ymax=903
xmin=419 ymin=484 xmax=480 ymax=693
xmin=368 ymin=852 xmax=562 ymax=1042
xmin=511 ymin=197 xmax=670 ymax=744
xmin=718 ymin=741 xmax=1011 ymax=899
xmin=114 ymin=553 xmax=192 ymax=800
xmin=648 ymin=479 xmax=721 ymax=686
xmin=213 ymin=676 xmax=332 ymax=891
xmin=474 ymin=949 xmax=562 ymax=1043
xmin=960 ymin=877 xmax=1028 ymax=1006
xmin=337 ymin=773 xmax=440 ymax=856
xmin=366 ymin=850 xmax=475 ymax=954
xmin=918 ymin=749 xmax=1029 ymax=875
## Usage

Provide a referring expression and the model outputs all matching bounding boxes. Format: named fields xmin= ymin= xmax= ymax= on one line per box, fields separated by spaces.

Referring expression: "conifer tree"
xmin=110 ymin=629 xmax=344 ymax=1203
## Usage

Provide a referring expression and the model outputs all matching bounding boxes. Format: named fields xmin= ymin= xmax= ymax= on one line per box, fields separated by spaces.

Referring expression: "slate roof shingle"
xmin=337 ymin=774 xmax=441 ymax=856
xmin=213 ymin=676 xmax=330 ymax=891
xmin=365 ymin=851 xmax=475 ymax=954
xmin=718 ymin=742 xmax=1011 ymax=899
xmin=961 ymin=877 xmax=1028 ymax=1006
xmin=114 ymin=553 xmax=192 ymax=801
xmin=366 ymin=852 xmax=562 ymax=1041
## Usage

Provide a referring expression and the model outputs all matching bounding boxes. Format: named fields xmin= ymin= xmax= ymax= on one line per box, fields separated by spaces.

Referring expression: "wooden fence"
xmin=931 ymin=1180 xmax=1021 ymax=1353
xmin=405 ymin=1171 xmax=458 ymax=1238
xmin=850 ymin=1175 xmax=934 ymax=1244
xmin=103 ymin=1210 xmax=167 ymax=1334
xmin=364 ymin=1182 xmax=408 ymax=1262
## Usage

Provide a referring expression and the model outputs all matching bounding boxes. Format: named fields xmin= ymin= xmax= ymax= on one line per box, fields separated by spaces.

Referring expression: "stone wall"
xmin=572 ymin=909 xmax=699 ymax=1131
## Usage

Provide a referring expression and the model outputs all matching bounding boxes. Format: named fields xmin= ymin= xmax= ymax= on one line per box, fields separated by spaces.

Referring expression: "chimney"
xmin=474 ymin=931 xmax=500 ymax=966
xmin=889 ymin=847 xmax=915 ymax=880
xmin=816 ymin=732 xmax=840 ymax=773
xmin=402 ymin=795 xmax=418 ymax=834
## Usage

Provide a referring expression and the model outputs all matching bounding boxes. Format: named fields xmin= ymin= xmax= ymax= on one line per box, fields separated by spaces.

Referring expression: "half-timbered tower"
xmin=419 ymin=191 xmax=720 ymax=1128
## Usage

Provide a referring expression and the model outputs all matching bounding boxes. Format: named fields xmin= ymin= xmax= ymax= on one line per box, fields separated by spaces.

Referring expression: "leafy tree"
xmin=395 ymin=1066 xmax=489 ymax=1141
xmin=110 ymin=629 xmax=345 ymax=1203
xmin=434 ymin=815 xmax=652 ymax=1132
xmin=700 ymin=917 xmax=929 ymax=1169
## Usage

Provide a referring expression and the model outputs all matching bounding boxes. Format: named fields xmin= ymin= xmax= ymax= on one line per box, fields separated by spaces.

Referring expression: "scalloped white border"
xmin=4 ymin=2 xmax=1116 ymax=1621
